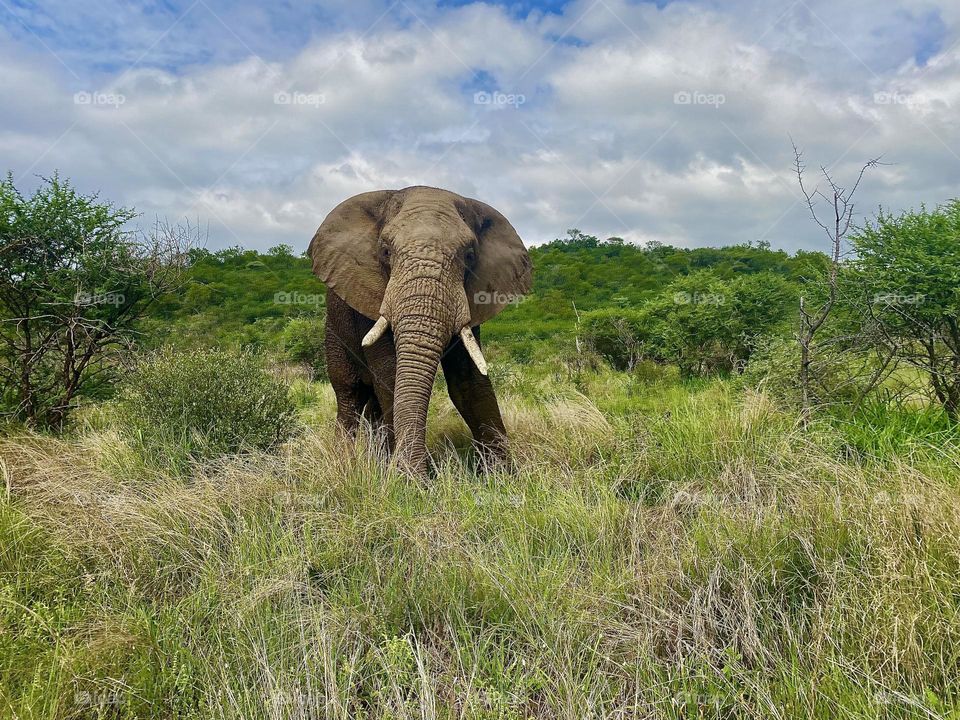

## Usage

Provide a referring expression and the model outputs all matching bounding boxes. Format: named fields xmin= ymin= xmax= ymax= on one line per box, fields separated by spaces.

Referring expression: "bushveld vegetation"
xmin=2 ymin=176 xmax=960 ymax=718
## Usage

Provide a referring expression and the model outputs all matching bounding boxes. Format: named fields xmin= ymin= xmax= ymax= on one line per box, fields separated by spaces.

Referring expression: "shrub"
xmin=278 ymin=316 xmax=327 ymax=381
xmin=642 ymin=271 xmax=795 ymax=377
xmin=118 ymin=347 xmax=297 ymax=464
xmin=631 ymin=358 xmax=677 ymax=385
xmin=743 ymin=334 xmax=887 ymax=411
xmin=850 ymin=202 xmax=960 ymax=423
xmin=581 ymin=308 xmax=649 ymax=370
xmin=741 ymin=335 xmax=802 ymax=404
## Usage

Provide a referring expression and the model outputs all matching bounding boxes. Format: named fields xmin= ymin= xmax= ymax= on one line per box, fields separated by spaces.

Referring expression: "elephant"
xmin=308 ymin=186 xmax=532 ymax=477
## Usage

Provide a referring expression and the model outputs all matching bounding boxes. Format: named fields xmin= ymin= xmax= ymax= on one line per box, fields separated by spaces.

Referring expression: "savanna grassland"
xmin=3 ymin=179 xmax=960 ymax=718
xmin=3 ymin=358 xmax=960 ymax=718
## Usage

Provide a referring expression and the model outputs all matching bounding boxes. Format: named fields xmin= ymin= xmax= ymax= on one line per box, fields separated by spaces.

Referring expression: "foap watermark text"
xmin=74 ymin=91 xmax=126 ymax=108
xmin=75 ymin=290 xmax=125 ymax=306
xmin=873 ymin=292 xmax=925 ymax=306
xmin=274 ymin=91 xmax=325 ymax=107
xmin=474 ymin=291 xmax=525 ymax=306
xmin=673 ymin=291 xmax=726 ymax=306
xmin=275 ymin=291 xmax=325 ymax=307
xmin=474 ymin=90 xmax=526 ymax=108
xmin=674 ymin=90 xmax=725 ymax=108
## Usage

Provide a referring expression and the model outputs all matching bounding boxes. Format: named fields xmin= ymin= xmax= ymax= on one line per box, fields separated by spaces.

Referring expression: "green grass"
xmin=2 ymin=364 xmax=960 ymax=718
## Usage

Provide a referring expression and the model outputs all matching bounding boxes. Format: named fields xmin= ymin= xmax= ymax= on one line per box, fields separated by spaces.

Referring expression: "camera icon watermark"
xmin=473 ymin=90 xmax=526 ymax=108
xmin=274 ymin=290 xmax=325 ymax=307
xmin=673 ymin=90 xmax=725 ymax=108
xmin=473 ymin=291 xmax=525 ymax=306
xmin=274 ymin=91 xmax=325 ymax=108
xmin=74 ymin=91 xmax=126 ymax=108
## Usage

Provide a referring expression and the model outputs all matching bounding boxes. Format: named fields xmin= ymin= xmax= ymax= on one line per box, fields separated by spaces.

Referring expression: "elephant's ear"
xmin=308 ymin=190 xmax=397 ymax=320
xmin=462 ymin=198 xmax=532 ymax=325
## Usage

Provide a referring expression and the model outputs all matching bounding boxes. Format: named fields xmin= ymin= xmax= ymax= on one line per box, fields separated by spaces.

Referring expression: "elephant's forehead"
xmin=399 ymin=186 xmax=460 ymax=204
xmin=391 ymin=232 xmax=468 ymax=258
xmin=385 ymin=208 xmax=473 ymax=248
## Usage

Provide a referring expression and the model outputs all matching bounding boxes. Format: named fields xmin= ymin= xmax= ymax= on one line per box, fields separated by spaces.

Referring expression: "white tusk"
xmin=362 ymin=316 xmax=390 ymax=348
xmin=459 ymin=327 xmax=488 ymax=376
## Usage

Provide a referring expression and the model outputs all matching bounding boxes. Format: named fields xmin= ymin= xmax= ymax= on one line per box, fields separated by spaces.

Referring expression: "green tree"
xmin=0 ymin=174 xmax=192 ymax=427
xmin=279 ymin=316 xmax=327 ymax=380
xmin=851 ymin=202 xmax=960 ymax=422
xmin=643 ymin=271 xmax=796 ymax=377
xmin=647 ymin=271 xmax=737 ymax=376
xmin=729 ymin=272 xmax=796 ymax=362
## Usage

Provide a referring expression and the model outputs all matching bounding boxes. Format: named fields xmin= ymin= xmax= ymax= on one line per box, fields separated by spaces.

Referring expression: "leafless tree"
xmin=792 ymin=141 xmax=882 ymax=424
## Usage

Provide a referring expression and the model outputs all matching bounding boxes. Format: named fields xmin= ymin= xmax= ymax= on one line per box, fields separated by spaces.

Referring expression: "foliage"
xmin=117 ymin=346 xmax=297 ymax=465
xmin=742 ymin=333 xmax=889 ymax=411
xmin=0 ymin=174 xmax=189 ymax=427
xmin=583 ymin=271 xmax=795 ymax=377
xmin=850 ymin=202 xmax=960 ymax=422
xmin=278 ymin=315 xmax=327 ymax=380
xmin=143 ymin=245 xmax=327 ymax=352
xmin=523 ymin=228 xmax=809 ymax=320
xmin=580 ymin=307 xmax=648 ymax=370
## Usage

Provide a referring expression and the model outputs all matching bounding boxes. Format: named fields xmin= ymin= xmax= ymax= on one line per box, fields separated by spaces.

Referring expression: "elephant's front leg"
xmin=361 ymin=331 xmax=398 ymax=453
xmin=441 ymin=328 xmax=509 ymax=470
xmin=325 ymin=290 xmax=384 ymax=441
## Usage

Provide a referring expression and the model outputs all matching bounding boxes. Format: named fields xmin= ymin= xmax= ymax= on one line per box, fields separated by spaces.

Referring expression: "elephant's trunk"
xmin=392 ymin=315 xmax=445 ymax=476
xmin=385 ymin=266 xmax=470 ymax=477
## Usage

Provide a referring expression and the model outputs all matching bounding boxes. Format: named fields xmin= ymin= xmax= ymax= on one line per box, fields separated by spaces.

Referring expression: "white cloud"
xmin=0 ymin=0 xmax=958 ymax=252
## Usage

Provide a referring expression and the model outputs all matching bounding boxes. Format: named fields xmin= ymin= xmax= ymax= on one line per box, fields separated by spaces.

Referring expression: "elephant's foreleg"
xmin=328 ymin=359 xmax=373 ymax=438
xmin=331 ymin=382 xmax=373 ymax=437
xmin=362 ymin=331 xmax=398 ymax=452
xmin=441 ymin=328 xmax=509 ymax=469
xmin=325 ymin=291 xmax=372 ymax=438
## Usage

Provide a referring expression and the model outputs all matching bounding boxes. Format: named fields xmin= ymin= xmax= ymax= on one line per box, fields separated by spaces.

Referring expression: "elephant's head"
xmin=308 ymin=186 xmax=531 ymax=474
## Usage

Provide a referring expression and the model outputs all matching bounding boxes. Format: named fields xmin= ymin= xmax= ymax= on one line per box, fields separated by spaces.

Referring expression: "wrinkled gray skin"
xmin=309 ymin=187 xmax=531 ymax=477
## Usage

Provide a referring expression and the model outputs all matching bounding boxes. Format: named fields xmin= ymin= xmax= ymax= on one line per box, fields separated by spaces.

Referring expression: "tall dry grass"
xmin=2 ymin=377 xmax=960 ymax=718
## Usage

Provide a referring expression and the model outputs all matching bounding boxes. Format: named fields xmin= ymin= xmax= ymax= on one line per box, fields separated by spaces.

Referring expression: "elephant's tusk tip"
xmin=362 ymin=316 xmax=390 ymax=348
xmin=459 ymin=326 xmax=489 ymax=376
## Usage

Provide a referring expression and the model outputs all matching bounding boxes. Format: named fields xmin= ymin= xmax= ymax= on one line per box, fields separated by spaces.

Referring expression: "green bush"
xmin=580 ymin=272 xmax=795 ymax=377
xmin=631 ymin=358 xmax=677 ymax=385
xmin=581 ymin=308 xmax=649 ymax=370
xmin=641 ymin=271 xmax=795 ymax=377
xmin=740 ymin=335 xmax=802 ymax=404
xmin=279 ymin=316 xmax=327 ymax=380
xmin=118 ymin=347 xmax=297 ymax=464
xmin=742 ymin=334 xmax=887 ymax=411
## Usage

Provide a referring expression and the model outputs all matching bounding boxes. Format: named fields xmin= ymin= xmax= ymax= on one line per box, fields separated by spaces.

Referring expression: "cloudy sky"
xmin=1 ymin=0 xmax=958 ymax=251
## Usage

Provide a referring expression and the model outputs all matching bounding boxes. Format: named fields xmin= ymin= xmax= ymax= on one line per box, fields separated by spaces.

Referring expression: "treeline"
xmin=144 ymin=244 xmax=326 ymax=348
xmin=143 ymin=228 xmax=823 ymax=348
xmin=573 ymin=207 xmax=960 ymax=423
xmin=3 ymin=173 xmax=957 ymax=427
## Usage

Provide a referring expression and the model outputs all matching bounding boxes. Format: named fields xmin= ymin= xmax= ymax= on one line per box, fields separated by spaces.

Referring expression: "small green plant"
xmin=118 ymin=347 xmax=297 ymax=465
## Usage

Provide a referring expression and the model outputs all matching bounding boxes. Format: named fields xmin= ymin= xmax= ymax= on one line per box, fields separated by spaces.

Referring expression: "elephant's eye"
xmin=464 ymin=249 xmax=476 ymax=267
xmin=379 ymin=245 xmax=391 ymax=263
